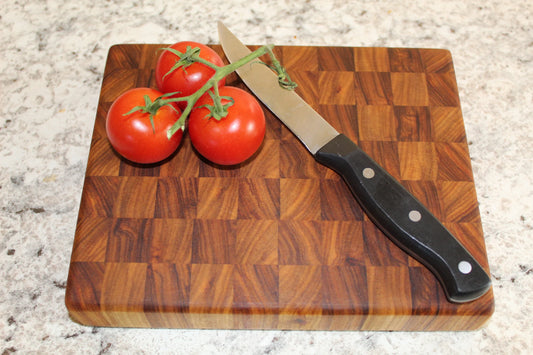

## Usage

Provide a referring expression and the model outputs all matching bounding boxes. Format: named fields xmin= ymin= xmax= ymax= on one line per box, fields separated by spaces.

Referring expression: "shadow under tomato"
xmin=108 ymin=131 xmax=265 ymax=173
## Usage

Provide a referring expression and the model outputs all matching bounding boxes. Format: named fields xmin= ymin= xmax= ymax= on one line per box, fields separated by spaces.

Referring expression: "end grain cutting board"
xmin=65 ymin=44 xmax=494 ymax=330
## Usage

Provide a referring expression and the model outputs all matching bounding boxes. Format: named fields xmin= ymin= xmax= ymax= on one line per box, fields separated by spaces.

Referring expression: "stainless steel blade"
xmin=218 ymin=22 xmax=339 ymax=155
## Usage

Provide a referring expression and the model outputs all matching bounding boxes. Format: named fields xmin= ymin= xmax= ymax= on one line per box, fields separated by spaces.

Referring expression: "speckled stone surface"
xmin=1 ymin=0 xmax=532 ymax=353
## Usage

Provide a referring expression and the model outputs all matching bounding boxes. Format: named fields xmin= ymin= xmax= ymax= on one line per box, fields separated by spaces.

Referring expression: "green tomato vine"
xmin=124 ymin=44 xmax=297 ymax=140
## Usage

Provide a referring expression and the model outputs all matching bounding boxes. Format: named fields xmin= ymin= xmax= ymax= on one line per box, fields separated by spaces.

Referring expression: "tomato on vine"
xmin=105 ymin=41 xmax=294 ymax=167
xmin=188 ymin=86 xmax=266 ymax=165
xmin=155 ymin=41 xmax=225 ymax=109
xmin=105 ymin=88 xmax=183 ymax=164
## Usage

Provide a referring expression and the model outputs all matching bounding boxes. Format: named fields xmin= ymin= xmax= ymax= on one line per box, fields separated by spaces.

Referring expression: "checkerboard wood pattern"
xmin=65 ymin=44 xmax=494 ymax=330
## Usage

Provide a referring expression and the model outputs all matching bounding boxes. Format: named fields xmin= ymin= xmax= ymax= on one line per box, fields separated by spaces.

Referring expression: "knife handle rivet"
xmin=362 ymin=168 xmax=375 ymax=179
xmin=408 ymin=210 xmax=422 ymax=222
xmin=458 ymin=261 xmax=473 ymax=274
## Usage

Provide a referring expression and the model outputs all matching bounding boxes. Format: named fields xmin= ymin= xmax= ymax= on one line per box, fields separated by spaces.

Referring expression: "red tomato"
xmin=155 ymin=41 xmax=225 ymax=109
xmin=106 ymin=88 xmax=183 ymax=164
xmin=188 ymin=86 xmax=265 ymax=165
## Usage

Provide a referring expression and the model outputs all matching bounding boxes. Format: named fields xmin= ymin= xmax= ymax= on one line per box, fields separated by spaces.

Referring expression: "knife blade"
xmin=218 ymin=22 xmax=491 ymax=303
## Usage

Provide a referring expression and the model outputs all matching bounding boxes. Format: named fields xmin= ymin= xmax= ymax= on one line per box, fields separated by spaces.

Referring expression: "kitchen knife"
xmin=218 ymin=22 xmax=491 ymax=303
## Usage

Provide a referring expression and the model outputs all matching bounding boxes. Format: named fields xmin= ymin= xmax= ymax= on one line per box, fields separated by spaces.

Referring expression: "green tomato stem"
xmin=128 ymin=44 xmax=295 ymax=139
xmin=164 ymin=44 xmax=276 ymax=139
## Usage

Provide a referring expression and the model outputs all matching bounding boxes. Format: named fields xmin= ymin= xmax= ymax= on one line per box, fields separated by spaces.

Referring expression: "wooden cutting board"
xmin=65 ymin=44 xmax=494 ymax=330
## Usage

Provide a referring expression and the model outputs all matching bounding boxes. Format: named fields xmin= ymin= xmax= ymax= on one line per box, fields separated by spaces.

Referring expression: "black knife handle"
xmin=315 ymin=134 xmax=491 ymax=303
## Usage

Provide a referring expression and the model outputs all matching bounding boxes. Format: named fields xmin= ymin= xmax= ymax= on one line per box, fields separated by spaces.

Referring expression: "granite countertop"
xmin=1 ymin=0 xmax=532 ymax=353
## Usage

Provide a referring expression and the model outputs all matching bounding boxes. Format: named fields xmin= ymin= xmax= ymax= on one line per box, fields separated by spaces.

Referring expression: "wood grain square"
xmin=282 ymin=46 xmax=318 ymax=71
xmin=71 ymin=217 xmax=111 ymax=262
xmin=144 ymin=263 xmax=191 ymax=328
xmin=279 ymin=265 xmax=323 ymax=315
xmin=354 ymin=72 xmax=393 ymax=105
xmin=290 ymin=70 xmax=319 ymax=106
xmin=263 ymin=109 xmax=283 ymax=140
xmin=150 ymin=219 xmax=193 ymax=263
xmin=358 ymin=141 xmax=401 ymax=180
xmin=134 ymin=68 xmax=156 ymax=89
xmin=113 ymin=177 xmax=158 ymax=218
xmin=100 ymin=262 xmax=150 ymax=327
xmin=159 ymin=137 xmax=200 ymax=177
xmin=357 ymin=105 xmax=397 ymax=141
xmin=398 ymin=142 xmax=438 ymax=180
xmin=320 ymin=179 xmax=364 ymax=221
xmin=154 ymin=177 xmax=198 ymax=219
xmin=427 ymin=73 xmax=460 ymax=106
xmin=318 ymin=71 xmax=356 ymax=105
xmin=320 ymin=265 xmax=368 ymax=330
xmin=197 ymin=177 xmax=239 ymax=219
xmin=419 ymin=49 xmax=454 ymax=73
xmin=280 ymin=140 xmax=325 ymax=179
xmin=408 ymin=267 xmax=441 ymax=317
xmin=238 ymin=178 xmax=279 ymax=220
xmin=100 ymin=69 xmax=139 ymax=103
xmin=280 ymin=179 xmax=321 ymax=220
xmin=105 ymin=219 xmax=152 ymax=263
xmin=354 ymin=47 xmax=390 ymax=72
xmin=430 ymin=107 xmax=466 ymax=142
xmin=436 ymin=143 xmax=474 ymax=181
xmin=86 ymin=138 xmax=120 ymax=177
xmin=192 ymin=220 xmax=236 ymax=264
xmin=236 ymin=220 xmax=278 ymax=265
xmin=66 ymin=262 xmax=106 ymax=315
xmin=189 ymin=264 xmax=234 ymax=312
xmin=321 ymin=265 xmax=368 ymax=313
xmin=138 ymin=44 xmax=165 ymax=70
xmin=318 ymin=46 xmax=355 ymax=71
xmin=438 ymin=181 xmax=481 ymax=223
xmin=363 ymin=221 xmax=410 ymax=267
xmin=395 ymin=106 xmax=432 ymax=142
xmin=144 ymin=263 xmax=190 ymax=312
xmin=234 ymin=264 xmax=279 ymax=310
xmin=318 ymin=104 xmax=359 ymax=142
xmin=391 ymin=73 xmax=429 ymax=106
xmin=362 ymin=266 xmax=412 ymax=329
xmin=279 ymin=220 xmax=322 ymax=265
xmin=320 ymin=221 xmax=365 ymax=266
xmin=388 ymin=48 xmax=424 ymax=72
xmin=239 ymin=139 xmax=280 ymax=179
xmin=78 ymin=176 xmax=120 ymax=217
xmin=105 ymin=44 xmax=146 ymax=72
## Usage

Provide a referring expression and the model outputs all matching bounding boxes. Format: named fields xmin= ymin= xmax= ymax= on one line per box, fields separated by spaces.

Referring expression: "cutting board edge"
xmin=65 ymin=43 xmax=494 ymax=331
